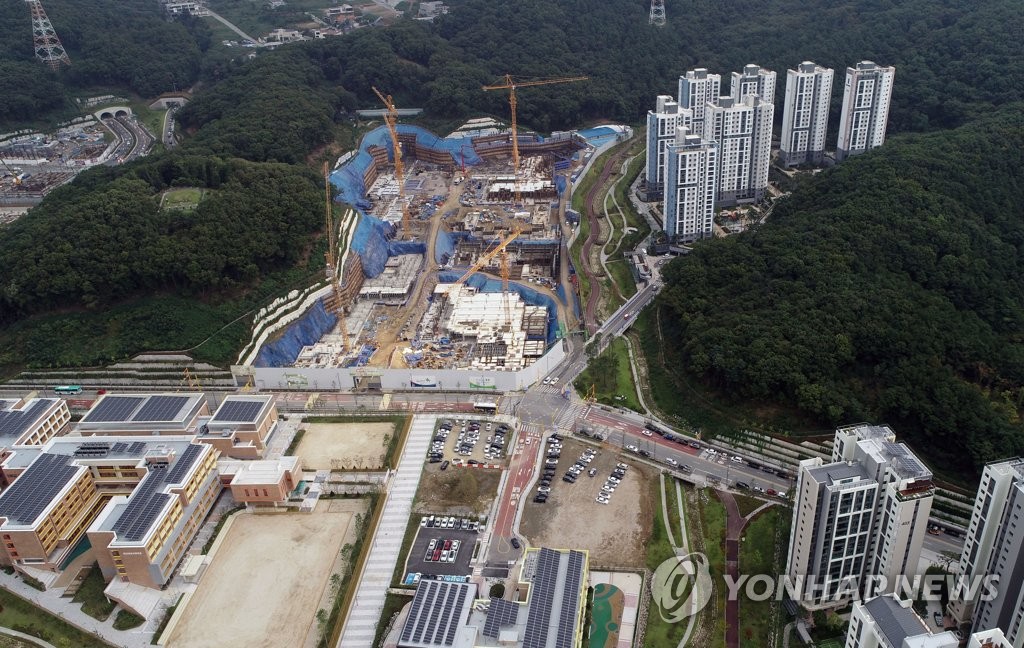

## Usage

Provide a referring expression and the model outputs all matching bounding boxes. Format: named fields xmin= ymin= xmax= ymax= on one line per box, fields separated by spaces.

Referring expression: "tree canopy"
xmin=656 ymin=107 xmax=1024 ymax=474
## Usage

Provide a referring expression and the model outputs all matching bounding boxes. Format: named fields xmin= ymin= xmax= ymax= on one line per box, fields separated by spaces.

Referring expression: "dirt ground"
xmin=519 ymin=439 xmax=653 ymax=567
xmin=415 ymin=466 xmax=501 ymax=516
xmin=296 ymin=422 xmax=393 ymax=469
xmin=167 ymin=501 xmax=361 ymax=648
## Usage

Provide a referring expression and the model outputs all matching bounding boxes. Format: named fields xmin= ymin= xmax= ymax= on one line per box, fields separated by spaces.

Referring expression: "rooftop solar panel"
xmin=0 ymin=400 xmax=53 ymax=440
xmin=483 ymin=598 xmax=520 ymax=638
xmin=166 ymin=444 xmax=204 ymax=483
xmin=85 ymin=396 xmax=144 ymax=423
xmin=399 ymin=580 xmax=473 ymax=648
xmin=127 ymin=442 xmax=146 ymax=455
xmin=0 ymin=454 xmax=80 ymax=525
xmin=134 ymin=396 xmax=191 ymax=422
xmin=213 ymin=400 xmax=265 ymax=423
xmin=111 ymin=466 xmax=172 ymax=542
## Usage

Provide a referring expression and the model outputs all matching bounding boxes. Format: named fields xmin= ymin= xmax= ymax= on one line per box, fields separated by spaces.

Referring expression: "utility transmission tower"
xmin=649 ymin=0 xmax=666 ymax=26
xmin=26 ymin=0 xmax=70 ymax=70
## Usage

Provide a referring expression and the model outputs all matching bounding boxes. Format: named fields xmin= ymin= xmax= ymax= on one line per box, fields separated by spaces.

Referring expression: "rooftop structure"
xmin=847 ymin=595 xmax=1014 ymax=648
xmin=78 ymin=393 xmax=207 ymax=435
xmin=398 ymin=579 xmax=478 ymax=648
xmin=198 ymin=394 xmax=278 ymax=459
xmin=0 ymin=397 xmax=69 ymax=451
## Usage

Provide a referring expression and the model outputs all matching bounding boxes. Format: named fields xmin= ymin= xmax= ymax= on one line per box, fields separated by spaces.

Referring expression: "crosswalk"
xmin=555 ymin=402 xmax=590 ymax=430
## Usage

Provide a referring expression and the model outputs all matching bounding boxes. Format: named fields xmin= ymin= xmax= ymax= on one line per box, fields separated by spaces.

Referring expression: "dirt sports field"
xmin=519 ymin=439 xmax=653 ymax=567
xmin=167 ymin=501 xmax=362 ymax=648
xmin=296 ymin=421 xmax=393 ymax=469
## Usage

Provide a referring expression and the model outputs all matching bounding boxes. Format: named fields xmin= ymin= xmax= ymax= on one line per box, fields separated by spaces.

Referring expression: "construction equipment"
xmin=182 ymin=368 xmax=201 ymax=390
xmin=0 ymin=158 xmax=20 ymax=186
xmin=455 ymin=226 xmax=524 ymax=285
xmin=371 ymin=86 xmax=412 ymax=239
xmin=323 ymin=162 xmax=351 ymax=352
xmin=585 ymin=384 xmax=597 ymax=404
xmin=500 ymin=248 xmax=512 ymax=330
xmin=482 ymin=75 xmax=588 ymax=203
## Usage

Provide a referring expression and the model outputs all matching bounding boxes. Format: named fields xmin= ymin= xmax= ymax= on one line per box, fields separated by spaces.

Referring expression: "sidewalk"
xmin=0 ymin=570 xmax=164 ymax=648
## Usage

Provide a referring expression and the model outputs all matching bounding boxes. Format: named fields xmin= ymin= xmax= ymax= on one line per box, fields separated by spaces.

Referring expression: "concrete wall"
xmin=241 ymin=340 xmax=567 ymax=393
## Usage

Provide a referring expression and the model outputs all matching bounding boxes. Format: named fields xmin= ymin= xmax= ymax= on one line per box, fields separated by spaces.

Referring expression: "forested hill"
xmin=656 ymin=107 xmax=1024 ymax=475
xmin=0 ymin=1 xmax=207 ymax=124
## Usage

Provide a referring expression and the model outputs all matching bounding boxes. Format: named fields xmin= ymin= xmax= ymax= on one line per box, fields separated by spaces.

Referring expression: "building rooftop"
xmin=398 ymin=579 xmax=477 ymax=648
xmin=862 ymin=596 xmax=929 ymax=647
xmin=838 ymin=423 xmax=895 ymax=442
xmin=209 ymin=395 xmax=274 ymax=425
xmin=224 ymin=456 xmax=298 ymax=485
xmin=0 ymin=453 xmax=83 ymax=526
xmin=78 ymin=393 xmax=205 ymax=430
xmin=0 ymin=398 xmax=60 ymax=443
xmin=806 ymin=461 xmax=870 ymax=485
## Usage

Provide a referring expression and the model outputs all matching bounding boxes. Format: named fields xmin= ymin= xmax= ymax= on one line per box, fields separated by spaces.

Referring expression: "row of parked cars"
xmin=597 ymin=462 xmax=629 ymax=504
xmin=562 ymin=446 xmax=598 ymax=485
xmin=428 ymin=419 xmax=510 ymax=464
xmin=424 ymin=537 xmax=462 ymax=563
xmin=533 ymin=433 xmax=566 ymax=503
xmin=420 ymin=515 xmax=479 ymax=532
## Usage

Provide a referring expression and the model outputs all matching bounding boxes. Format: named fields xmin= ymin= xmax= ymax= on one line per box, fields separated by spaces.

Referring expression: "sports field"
xmin=167 ymin=501 xmax=362 ymax=648
xmin=296 ymin=421 xmax=393 ymax=469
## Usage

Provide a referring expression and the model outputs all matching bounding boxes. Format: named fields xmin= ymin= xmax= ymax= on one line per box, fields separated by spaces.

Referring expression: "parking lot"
xmin=405 ymin=525 xmax=479 ymax=578
xmin=520 ymin=438 xmax=653 ymax=567
xmin=426 ymin=417 xmax=511 ymax=467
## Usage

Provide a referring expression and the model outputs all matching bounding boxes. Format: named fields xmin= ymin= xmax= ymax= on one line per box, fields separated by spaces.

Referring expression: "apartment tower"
xmin=677 ymin=68 xmax=721 ymax=138
xmin=645 ymin=95 xmax=692 ymax=197
xmin=836 ymin=61 xmax=895 ymax=161
xmin=662 ymin=126 xmax=717 ymax=243
xmin=780 ymin=61 xmax=834 ymax=166
xmin=705 ymin=94 xmax=774 ymax=206
xmin=730 ymin=63 xmax=776 ymax=104
xmin=786 ymin=424 xmax=934 ymax=609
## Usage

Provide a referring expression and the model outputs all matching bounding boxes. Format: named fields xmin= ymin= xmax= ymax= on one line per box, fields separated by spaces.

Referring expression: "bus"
xmin=473 ymin=401 xmax=498 ymax=414
xmin=52 ymin=385 xmax=83 ymax=395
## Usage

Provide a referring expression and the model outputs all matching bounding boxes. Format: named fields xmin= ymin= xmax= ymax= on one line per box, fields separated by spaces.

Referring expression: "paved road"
xmin=488 ymin=422 xmax=544 ymax=563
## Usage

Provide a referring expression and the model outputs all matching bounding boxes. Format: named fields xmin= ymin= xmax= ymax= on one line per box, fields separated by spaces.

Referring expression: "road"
xmin=488 ymin=422 xmax=544 ymax=562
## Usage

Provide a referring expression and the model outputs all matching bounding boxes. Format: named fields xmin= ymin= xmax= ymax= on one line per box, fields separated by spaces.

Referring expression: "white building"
xmin=645 ymin=95 xmax=692 ymax=195
xmin=780 ymin=61 xmax=834 ymax=167
xmin=958 ymin=459 xmax=1024 ymax=647
xmin=787 ymin=424 xmax=934 ymax=610
xmin=846 ymin=595 xmax=1013 ymax=648
xmin=730 ymin=63 xmax=776 ymax=104
xmin=677 ymin=68 xmax=721 ymax=138
xmin=836 ymin=61 xmax=895 ymax=161
xmin=705 ymin=95 xmax=773 ymax=206
xmin=662 ymin=126 xmax=717 ymax=243
xmin=950 ymin=459 xmax=1024 ymax=625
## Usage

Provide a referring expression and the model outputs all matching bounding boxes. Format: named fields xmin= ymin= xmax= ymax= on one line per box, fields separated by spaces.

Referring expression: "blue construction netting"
xmin=556 ymin=283 xmax=582 ymax=322
xmin=437 ymin=273 xmax=559 ymax=346
xmin=254 ymin=299 xmax=338 ymax=367
xmin=554 ymin=174 xmax=568 ymax=195
xmin=388 ymin=240 xmax=426 ymax=256
xmin=434 ymin=230 xmax=470 ymax=265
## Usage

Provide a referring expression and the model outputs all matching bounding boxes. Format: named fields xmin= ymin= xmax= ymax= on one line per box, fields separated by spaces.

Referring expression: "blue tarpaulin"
xmin=254 ymin=299 xmax=337 ymax=367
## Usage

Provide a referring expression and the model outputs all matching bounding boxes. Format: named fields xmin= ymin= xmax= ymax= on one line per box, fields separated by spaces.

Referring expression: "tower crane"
xmin=481 ymin=75 xmax=588 ymax=204
xmin=371 ymin=86 xmax=412 ymax=239
xmin=323 ymin=162 xmax=351 ymax=352
xmin=455 ymin=226 xmax=524 ymax=285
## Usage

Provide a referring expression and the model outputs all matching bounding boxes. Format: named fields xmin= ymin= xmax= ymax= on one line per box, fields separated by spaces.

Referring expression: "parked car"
xmin=440 ymin=460 xmax=449 ymax=470
xmin=510 ymin=537 xmax=521 ymax=549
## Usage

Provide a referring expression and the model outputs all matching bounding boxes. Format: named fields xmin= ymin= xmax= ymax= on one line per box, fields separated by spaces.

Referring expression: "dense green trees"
xmin=0 ymin=156 xmax=322 ymax=321
xmin=655 ymin=108 xmax=1024 ymax=473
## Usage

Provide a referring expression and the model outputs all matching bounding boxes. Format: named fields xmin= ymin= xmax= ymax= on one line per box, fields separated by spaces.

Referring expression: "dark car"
xmin=510 ymin=537 xmax=521 ymax=549
xmin=428 ymin=457 xmax=441 ymax=463
xmin=440 ymin=460 xmax=449 ymax=470
xmin=533 ymin=495 xmax=548 ymax=503
xmin=468 ymin=459 xmax=481 ymax=465
xmin=639 ymin=449 xmax=652 ymax=458
xmin=735 ymin=481 xmax=750 ymax=489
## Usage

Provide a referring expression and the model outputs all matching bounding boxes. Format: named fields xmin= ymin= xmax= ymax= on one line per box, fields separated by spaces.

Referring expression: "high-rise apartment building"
xmin=730 ymin=63 xmax=776 ymax=104
xmin=836 ymin=61 xmax=895 ymax=161
xmin=786 ymin=424 xmax=934 ymax=610
xmin=948 ymin=458 xmax=1024 ymax=646
xmin=645 ymin=95 xmax=692 ymax=197
xmin=705 ymin=95 xmax=773 ymax=206
xmin=677 ymin=68 xmax=721 ymax=138
xmin=847 ymin=595 xmax=1014 ymax=648
xmin=780 ymin=61 xmax=833 ymax=167
xmin=662 ymin=126 xmax=717 ymax=243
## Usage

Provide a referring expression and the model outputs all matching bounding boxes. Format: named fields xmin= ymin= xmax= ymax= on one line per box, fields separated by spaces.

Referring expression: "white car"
xmin=595 ymin=496 xmax=610 ymax=504
xmin=641 ymin=430 xmax=653 ymax=437
xmin=550 ymin=377 xmax=559 ymax=385
xmin=731 ymin=455 xmax=743 ymax=463
xmin=543 ymin=377 xmax=552 ymax=385
xmin=664 ymin=457 xmax=679 ymax=467
xmin=625 ymin=445 xmax=639 ymax=453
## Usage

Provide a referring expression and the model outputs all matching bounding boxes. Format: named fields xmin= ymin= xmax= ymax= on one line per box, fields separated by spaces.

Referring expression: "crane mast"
xmin=482 ymin=75 xmax=587 ymax=204
xmin=372 ymin=87 xmax=412 ymax=239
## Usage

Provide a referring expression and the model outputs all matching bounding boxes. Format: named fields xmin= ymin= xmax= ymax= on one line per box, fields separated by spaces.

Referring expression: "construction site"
xmin=239 ymin=78 xmax=634 ymax=388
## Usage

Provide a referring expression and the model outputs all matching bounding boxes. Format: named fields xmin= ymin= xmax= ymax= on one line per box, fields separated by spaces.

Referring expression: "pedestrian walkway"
xmin=0 ymin=570 xmax=160 ymax=648
xmin=335 ymin=414 xmax=436 ymax=648
xmin=555 ymin=402 xmax=589 ymax=430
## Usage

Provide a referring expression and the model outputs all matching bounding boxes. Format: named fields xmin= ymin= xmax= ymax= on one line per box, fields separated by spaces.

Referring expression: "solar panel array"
xmin=399 ymin=580 xmax=470 ymax=647
xmin=483 ymin=597 xmax=520 ymax=638
xmin=0 ymin=400 xmax=52 ymax=440
xmin=213 ymin=400 xmax=265 ymax=423
xmin=555 ymin=551 xmax=585 ymax=648
xmin=74 ymin=442 xmax=111 ymax=457
xmin=134 ymin=396 xmax=191 ymax=422
xmin=127 ymin=441 xmax=146 ymax=455
xmin=108 ymin=441 xmax=147 ymax=456
xmin=0 ymin=454 xmax=80 ymax=525
xmin=523 ymin=548 xmax=561 ymax=648
xmin=85 ymin=396 xmax=144 ymax=422
xmin=111 ymin=466 xmax=172 ymax=542
xmin=166 ymin=444 xmax=203 ymax=483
